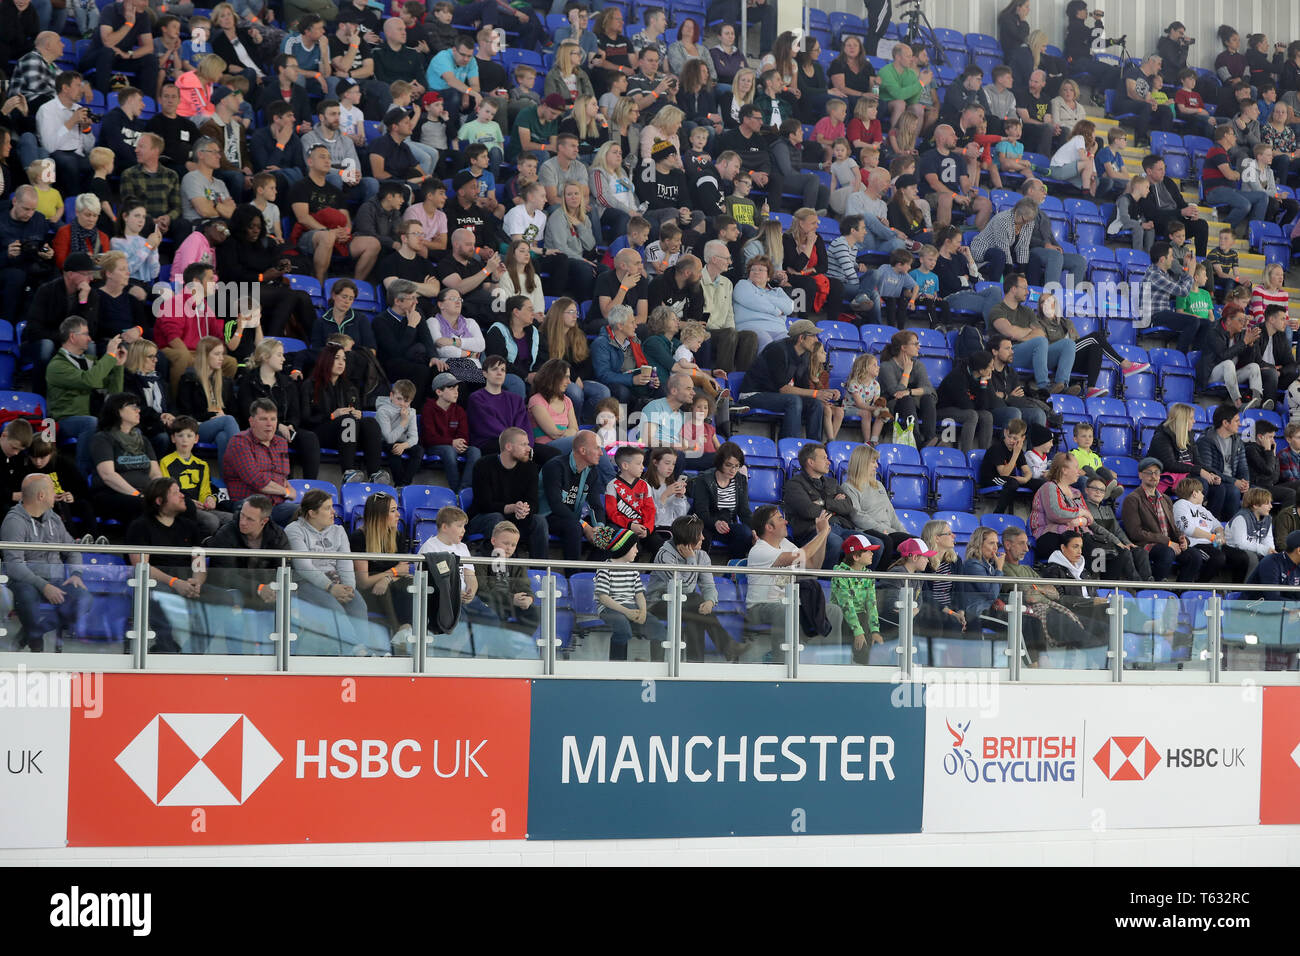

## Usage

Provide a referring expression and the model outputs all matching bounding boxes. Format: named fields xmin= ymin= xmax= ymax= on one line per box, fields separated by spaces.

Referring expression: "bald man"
xmin=589 ymin=247 xmax=649 ymax=333
xmin=1 ymin=473 xmax=92 ymax=652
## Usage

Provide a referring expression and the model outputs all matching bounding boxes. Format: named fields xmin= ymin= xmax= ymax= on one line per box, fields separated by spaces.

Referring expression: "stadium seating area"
xmin=2 ymin=0 xmax=1300 ymax=662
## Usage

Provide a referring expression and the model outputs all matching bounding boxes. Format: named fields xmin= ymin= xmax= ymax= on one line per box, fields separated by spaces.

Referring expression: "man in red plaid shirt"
xmin=222 ymin=398 xmax=301 ymax=526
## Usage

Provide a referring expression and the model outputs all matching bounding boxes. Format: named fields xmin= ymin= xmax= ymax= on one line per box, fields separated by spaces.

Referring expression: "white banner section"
xmin=1 ymin=670 xmax=77 ymax=848
xmin=923 ymin=685 xmax=1262 ymax=832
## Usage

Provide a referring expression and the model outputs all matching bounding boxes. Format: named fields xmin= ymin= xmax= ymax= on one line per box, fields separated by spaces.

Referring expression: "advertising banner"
xmin=527 ymin=680 xmax=924 ymax=840
xmin=0 ymin=669 xmax=83 ymax=848
xmin=1260 ymin=687 xmax=1300 ymax=824
xmin=923 ymin=685 xmax=1262 ymax=832
xmin=67 ymin=675 xmax=531 ymax=846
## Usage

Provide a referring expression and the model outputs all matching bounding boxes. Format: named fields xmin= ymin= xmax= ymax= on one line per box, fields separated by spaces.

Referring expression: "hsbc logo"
xmin=1092 ymin=736 xmax=1161 ymax=781
xmin=115 ymin=714 xmax=282 ymax=806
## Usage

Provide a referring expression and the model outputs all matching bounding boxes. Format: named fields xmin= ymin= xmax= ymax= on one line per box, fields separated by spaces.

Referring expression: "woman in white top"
xmin=589 ymin=141 xmax=642 ymax=241
xmin=427 ymin=288 xmax=486 ymax=367
xmin=1048 ymin=119 xmax=1098 ymax=195
xmin=503 ymin=180 xmax=548 ymax=247
xmin=1049 ymin=79 xmax=1088 ymax=141
xmin=497 ymin=239 xmax=546 ymax=314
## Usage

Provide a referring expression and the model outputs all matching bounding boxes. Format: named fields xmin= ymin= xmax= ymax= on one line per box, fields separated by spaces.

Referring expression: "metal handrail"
xmin=6 ymin=539 xmax=1298 ymax=595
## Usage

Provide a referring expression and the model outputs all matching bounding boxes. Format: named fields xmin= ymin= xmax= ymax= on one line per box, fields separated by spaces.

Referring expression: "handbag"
xmin=892 ymin=415 xmax=918 ymax=449
xmin=443 ymin=357 xmax=486 ymax=386
xmin=1157 ymin=471 xmax=1188 ymax=495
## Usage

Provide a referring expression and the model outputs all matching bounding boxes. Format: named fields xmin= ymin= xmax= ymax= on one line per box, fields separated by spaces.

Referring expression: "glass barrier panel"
xmin=1119 ymin=588 xmax=1211 ymax=672
xmin=733 ymin=565 xmax=799 ymax=667
xmin=288 ymin=558 xmax=398 ymax=658
xmin=151 ymin=563 xmax=280 ymax=656
xmin=0 ymin=553 xmax=133 ymax=655
xmin=1018 ymin=580 xmax=1110 ymax=671
xmin=1220 ymin=596 xmax=1300 ymax=672
xmin=420 ymin=557 xmax=542 ymax=661
xmin=801 ymin=572 xmax=904 ymax=669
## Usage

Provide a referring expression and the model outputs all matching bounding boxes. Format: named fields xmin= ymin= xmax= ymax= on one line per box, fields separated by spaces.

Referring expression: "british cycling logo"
xmin=115 ymin=714 xmax=282 ymax=806
xmin=941 ymin=718 xmax=1079 ymax=783
xmin=1092 ymin=735 xmax=1161 ymax=781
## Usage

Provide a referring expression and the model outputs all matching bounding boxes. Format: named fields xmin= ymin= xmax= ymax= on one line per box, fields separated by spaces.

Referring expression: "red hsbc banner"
xmin=1261 ymin=687 xmax=1300 ymax=825
xmin=67 ymin=675 xmax=530 ymax=846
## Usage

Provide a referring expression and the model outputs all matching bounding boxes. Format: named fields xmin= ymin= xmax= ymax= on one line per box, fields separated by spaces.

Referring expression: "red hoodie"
xmin=420 ymin=397 xmax=470 ymax=446
xmin=604 ymin=475 xmax=655 ymax=531
xmin=153 ymin=289 xmax=224 ymax=350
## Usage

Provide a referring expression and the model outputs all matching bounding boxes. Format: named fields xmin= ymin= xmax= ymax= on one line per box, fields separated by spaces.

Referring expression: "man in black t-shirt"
xmin=83 ymin=0 xmax=159 ymax=96
xmin=289 ymin=145 xmax=383 ymax=283
xmin=125 ymin=477 xmax=203 ymax=653
xmin=380 ymin=220 xmax=441 ymax=313
xmin=716 ymin=105 xmax=779 ymax=210
xmin=433 ymin=226 xmax=502 ymax=322
xmin=978 ymin=418 xmax=1039 ymax=513
xmin=588 ymin=250 xmax=648 ymax=333
xmin=444 ymin=170 xmax=501 ymax=248
xmin=146 ymin=84 xmax=200 ymax=178
xmin=370 ymin=107 xmax=426 ymax=186
xmin=1014 ymin=70 xmax=1057 ymax=157
xmin=918 ymin=124 xmax=993 ymax=230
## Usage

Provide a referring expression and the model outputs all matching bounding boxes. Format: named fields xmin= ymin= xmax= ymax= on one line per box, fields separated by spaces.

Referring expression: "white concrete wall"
xmin=4 ymin=826 xmax=1297 ymax=866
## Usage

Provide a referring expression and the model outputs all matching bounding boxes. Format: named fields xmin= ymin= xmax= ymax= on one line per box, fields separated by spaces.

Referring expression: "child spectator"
xmin=594 ymin=396 xmax=621 ymax=448
xmin=604 ymin=445 xmax=655 ymax=540
xmin=809 ymin=341 xmax=843 ymax=441
xmin=601 ymin=215 xmax=650 ymax=267
xmin=994 ymin=118 xmax=1034 ymax=176
xmin=457 ymin=98 xmax=507 ymax=176
xmin=506 ymin=153 xmax=540 ymax=206
xmin=672 ymin=321 xmax=721 ymax=399
xmin=1024 ymin=422 xmax=1055 ymax=479
xmin=476 ymin=520 xmax=540 ymax=634
xmin=420 ymin=372 xmax=481 ymax=492
xmin=337 ymin=78 xmax=366 ymax=140
xmin=847 ymin=94 xmax=882 ymax=151
xmin=681 ymin=393 xmax=721 ymax=456
xmin=1069 ymin=423 xmax=1121 ymax=499
xmin=828 ymin=138 xmax=865 ymax=216
xmin=508 ymin=64 xmax=541 ymax=127
xmin=159 ymin=416 xmax=230 ymax=536
xmin=867 ymin=248 xmax=918 ymax=325
xmin=250 ymin=172 xmax=284 ymax=243
xmin=684 ymin=125 xmax=712 ymax=176
xmin=812 ymin=98 xmax=849 ymax=162
xmin=1093 ymin=127 xmax=1129 ymax=199
xmin=644 ymin=221 xmax=683 ymax=272
xmin=27 ymin=160 xmax=63 ymax=223
xmin=1205 ymin=227 xmax=1243 ymax=302
xmin=592 ymin=524 xmax=662 ymax=660
xmin=831 ymin=534 xmax=882 ymax=663
xmin=1174 ymin=69 xmax=1215 ymax=138
xmin=1175 ymin=262 xmax=1215 ymax=322
xmin=375 ymin=379 xmax=425 ymax=485
xmin=1109 ymin=173 xmax=1155 ymax=252
xmin=722 ymin=173 xmax=764 ymax=238
xmin=1225 ymin=487 xmax=1276 ymax=579
xmin=844 ymin=353 xmax=889 ymax=444
xmin=1165 ymin=221 xmax=1192 ymax=278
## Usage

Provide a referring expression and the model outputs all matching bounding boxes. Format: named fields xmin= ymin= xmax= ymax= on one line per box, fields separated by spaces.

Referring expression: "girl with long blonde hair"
xmin=722 ymin=68 xmax=757 ymax=128
xmin=174 ymin=335 xmax=241 ymax=467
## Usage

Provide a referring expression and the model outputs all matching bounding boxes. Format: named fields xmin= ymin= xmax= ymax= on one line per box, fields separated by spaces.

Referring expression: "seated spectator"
xmin=998 ymin=525 xmax=1095 ymax=663
xmin=980 ymin=418 xmax=1042 ymax=514
xmin=1244 ymin=529 xmax=1300 ymax=598
xmin=1121 ymin=457 xmax=1210 ymax=582
xmin=737 ymin=320 xmax=829 ymax=442
xmin=119 ymin=134 xmax=185 ymax=243
xmin=467 ymin=355 xmax=532 ymax=455
xmin=416 ymin=504 xmax=506 ymax=651
xmin=234 ymin=338 xmax=321 ymax=480
xmin=732 ymin=255 xmax=796 ymax=353
xmin=691 ymin=441 xmax=754 ymax=560
xmin=52 ymin=194 xmax=110 ymax=269
xmin=420 ymin=371 xmax=480 ymax=493
xmin=90 ymin=392 xmax=164 ymax=532
xmin=936 ymin=350 xmax=996 ymax=456
xmin=434 ymin=226 xmax=504 ymax=324
xmin=1169 ymin=477 xmax=1234 ymax=579
xmin=4 ymin=187 xmax=56 ymax=329
xmin=538 ymin=296 xmax=608 ymax=421
xmin=204 ymin=494 xmax=291 ymax=618
xmin=1029 ymin=452 xmax=1102 ymax=562
xmin=125 ymin=477 xmax=204 ymax=653
xmin=877 ymin=329 xmax=938 ymax=446
xmin=1 ymin=474 xmax=92 ymax=653
xmin=1196 ymin=307 xmax=1268 ymax=411
xmin=223 ymin=398 xmax=302 ymax=527
xmin=373 ymin=379 xmax=425 ymax=486
xmin=468 ymin=426 xmax=547 ymax=558
xmin=158 ymin=415 xmax=232 ymax=537
xmin=589 ymin=523 xmax=659 ymax=660
xmin=34 ymin=72 xmax=95 ymax=193
xmin=1195 ymin=403 xmax=1253 ymax=521
xmin=216 ymin=204 xmax=317 ymax=341
xmin=1246 ymin=421 xmax=1297 ymax=512
xmin=181 ymin=136 xmax=237 ymax=221
xmin=173 ymin=336 xmax=240 ymax=469
xmin=483 ymin=294 xmax=540 ymax=397
xmin=475 ymin=520 xmax=541 ymax=639
xmin=154 ymin=262 xmax=242 ymax=393
xmin=527 ymin=359 xmax=580 ymax=456
xmin=304 ymin=342 xmax=387 ymax=485
xmin=589 ymin=247 xmax=649 ymax=334
xmin=288 ymin=488 xmax=384 ymax=656
xmin=539 ymin=428 xmax=604 ymax=559
xmin=372 ymin=278 xmax=442 ymax=401
xmin=990 ymin=272 xmax=1079 ymax=396
xmin=841 ymin=444 xmax=913 ymax=568
xmin=544 ymin=181 xmax=599 ymax=303
xmin=744 ymin=504 xmax=830 ymax=658
xmin=47 ymin=316 xmax=126 ymax=475
xmin=1081 ymin=472 xmax=1155 ymax=582
xmin=645 ymin=513 xmax=739 ymax=662
xmin=782 ymin=441 xmax=856 ymax=569
xmin=591 ymin=303 xmax=658 ymax=408
xmin=311 ymin=280 xmax=378 ymax=356
xmin=93 ymin=252 xmax=152 ymax=355
xmin=290 ymin=144 xmax=383 ymax=284
xmin=351 ymin=491 xmax=417 ymax=654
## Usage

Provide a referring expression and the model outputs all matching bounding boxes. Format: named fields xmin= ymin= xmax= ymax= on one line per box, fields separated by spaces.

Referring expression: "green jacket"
xmin=879 ymin=64 xmax=922 ymax=104
xmin=754 ymin=92 xmax=794 ymax=128
xmin=831 ymin=561 xmax=879 ymax=637
xmin=46 ymin=350 xmax=124 ymax=420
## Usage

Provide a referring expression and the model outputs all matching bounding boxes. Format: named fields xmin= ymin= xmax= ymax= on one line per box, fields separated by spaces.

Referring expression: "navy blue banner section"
xmin=527 ymin=680 xmax=924 ymax=840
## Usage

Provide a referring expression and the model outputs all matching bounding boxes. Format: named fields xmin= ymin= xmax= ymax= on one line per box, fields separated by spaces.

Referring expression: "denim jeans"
xmin=198 ymin=415 xmax=240 ymax=470
xmin=1028 ymin=246 xmax=1088 ymax=287
xmin=325 ymin=173 xmax=380 ymax=203
xmin=11 ymin=579 xmax=91 ymax=646
xmin=566 ymin=378 xmax=611 ymax=423
xmin=1204 ymin=186 xmax=1269 ymax=227
xmin=503 ymin=373 xmax=527 ymax=400
xmin=735 ymin=391 xmax=822 ymax=440
xmin=293 ymin=579 xmax=384 ymax=656
xmin=431 ymin=443 xmax=481 ymax=493
xmin=1012 ymin=336 xmax=1075 ymax=387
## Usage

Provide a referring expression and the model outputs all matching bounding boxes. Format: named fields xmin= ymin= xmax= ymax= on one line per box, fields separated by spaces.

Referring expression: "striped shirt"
xmin=595 ymin=566 xmax=643 ymax=610
xmin=715 ymin=481 xmax=737 ymax=512
xmin=826 ymin=236 xmax=861 ymax=282
xmin=1249 ymin=284 xmax=1290 ymax=325
xmin=969 ymin=209 xmax=1034 ymax=268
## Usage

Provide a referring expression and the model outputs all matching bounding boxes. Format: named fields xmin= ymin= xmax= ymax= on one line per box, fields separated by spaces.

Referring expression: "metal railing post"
xmin=125 ymin=560 xmax=153 ymax=669
xmin=1108 ymin=589 xmax=1125 ymax=682
xmin=269 ymin=560 xmax=295 ymax=672
xmin=898 ymin=581 xmax=915 ymax=682
xmin=667 ymin=571 xmax=684 ymax=677
xmin=784 ymin=572 xmax=800 ymax=679
xmin=740 ymin=2 xmax=748 ymax=59
xmin=1207 ymin=591 xmax=1223 ymax=683
xmin=1006 ymin=587 xmax=1023 ymax=681
xmin=540 ymin=570 xmax=557 ymax=675
xmin=412 ymin=568 xmax=428 ymax=673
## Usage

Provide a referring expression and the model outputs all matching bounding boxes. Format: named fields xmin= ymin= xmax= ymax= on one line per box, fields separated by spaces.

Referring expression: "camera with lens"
xmin=19 ymin=238 xmax=46 ymax=255
xmin=1101 ymin=35 xmax=1127 ymax=48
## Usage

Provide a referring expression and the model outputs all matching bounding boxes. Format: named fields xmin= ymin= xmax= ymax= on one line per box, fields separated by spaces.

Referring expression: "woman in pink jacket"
xmin=1029 ymin=452 xmax=1098 ymax=562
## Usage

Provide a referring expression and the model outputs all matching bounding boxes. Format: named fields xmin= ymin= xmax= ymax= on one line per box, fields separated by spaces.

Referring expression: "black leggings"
xmin=259 ymin=285 xmax=317 ymax=339
xmin=1072 ymin=332 xmax=1127 ymax=388
xmin=313 ymin=416 xmax=383 ymax=475
xmin=290 ymin=429 xmax=322 ymax=480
